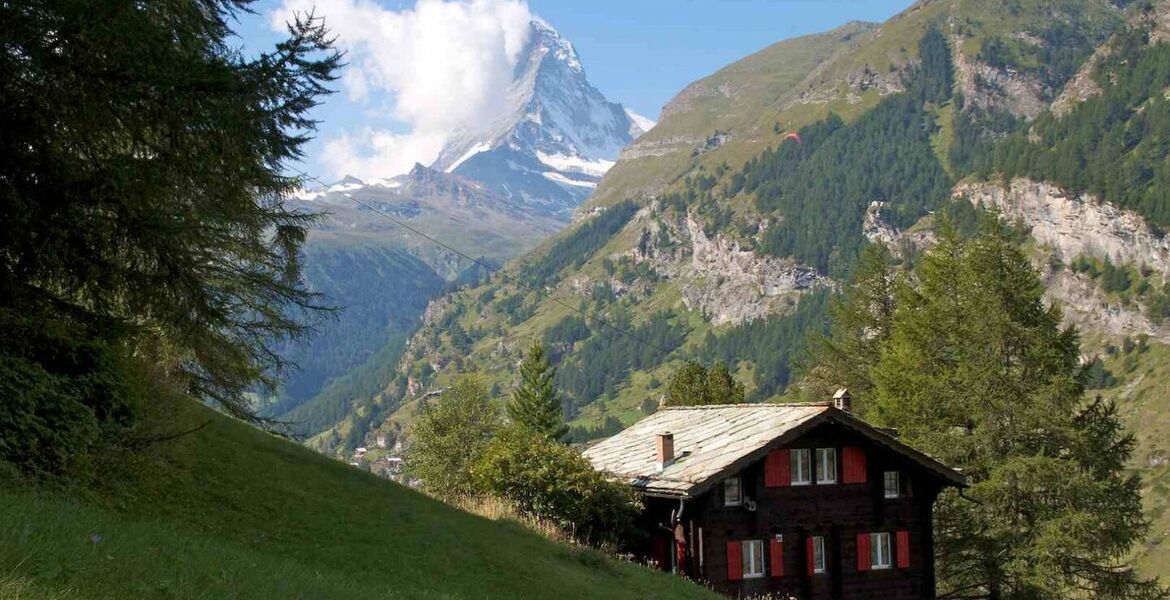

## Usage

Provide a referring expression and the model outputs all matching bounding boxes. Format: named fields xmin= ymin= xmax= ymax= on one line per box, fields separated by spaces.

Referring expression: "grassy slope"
xmin=590 ymin=20 xmax=879 ymax=207
xmin=0 ymin=399 xmax=718 ymax=600
xmin=1095 ymin=343 xmax=1170 ymax=576
xmin=592 ymin=0 xmax=1123 ymax=209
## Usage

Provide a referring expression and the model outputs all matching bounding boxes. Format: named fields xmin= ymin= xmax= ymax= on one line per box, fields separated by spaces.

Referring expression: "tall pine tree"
xmin=0 ymin=0 xmax=340 ymax=420
xmin=809 ymin=215 xmax=1164 ymax=599
xmin=507 ymin=342 xmax=568 ymax=441
xmin=800 ymin=243 xmax=899 ymax=400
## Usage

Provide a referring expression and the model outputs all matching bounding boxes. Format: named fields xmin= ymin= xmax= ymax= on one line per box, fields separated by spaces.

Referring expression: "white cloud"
xmin=270 ymin=0 xmax=533 ymax=179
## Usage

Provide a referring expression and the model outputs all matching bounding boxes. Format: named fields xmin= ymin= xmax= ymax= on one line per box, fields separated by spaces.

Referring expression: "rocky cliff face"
xmin=955 ymin=177 xmax=1170 ymax=341
xmin=1045 ymin=269 xmax=1170 ymax=342
xmin=950 ymin=33 xmax=1048 ymax=120
xmin=955 ymin=178 xmax=1170 ymax=272
xmin=627 ymin=207 xmax=827 ymax=326
xmin=680 ymin=215 xmax=825 ymax=325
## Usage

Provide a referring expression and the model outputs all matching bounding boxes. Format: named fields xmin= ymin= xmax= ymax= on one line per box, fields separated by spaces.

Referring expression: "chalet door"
xmin=651 ymin=533 xmax=671 ymax=572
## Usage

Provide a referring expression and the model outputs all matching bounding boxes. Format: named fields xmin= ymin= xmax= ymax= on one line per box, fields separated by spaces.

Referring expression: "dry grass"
xmin=449 ymin=495 xmax=639 ymax=563
xmin=449 ymin=495 xmax=576 ymax=546
xmin=0 ymin=573 xmax=73 ymax=600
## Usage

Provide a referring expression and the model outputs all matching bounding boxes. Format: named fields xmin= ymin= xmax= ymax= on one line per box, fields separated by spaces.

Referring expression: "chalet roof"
xmin=582 ymin=403 xmax=965 ymax=498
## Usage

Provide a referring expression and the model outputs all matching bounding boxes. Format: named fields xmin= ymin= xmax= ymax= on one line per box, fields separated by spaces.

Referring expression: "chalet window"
xmin=816 ymin=448 xmax=837 ymax=484
xmin=791 ymin=449 xmax=812 ymax=485
xmin=871 ymin=532 xmax=892 ymax=570
xmin=742 ymin=540 xmax=766 ymax=579
xmin=884 ymin=471 xmax=900 ymax=498
xmin=812 ymin=536 xmax=827 ymax=574
xmin=724 ymin=476 xmax=743 ymax=506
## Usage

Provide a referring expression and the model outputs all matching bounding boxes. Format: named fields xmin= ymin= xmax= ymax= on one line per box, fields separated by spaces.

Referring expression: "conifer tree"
xmin=0 ymin=0 xmax=341 ymax=420
xmin=801 ymin=243 xmax=899 ymax=400
xmin=663 ymin=361 xmax=745 ymax=406
xmin=810 ymin=215 xmax=1164 ymax=599
xmin=507 ymin=342 xmax=568 ymax=441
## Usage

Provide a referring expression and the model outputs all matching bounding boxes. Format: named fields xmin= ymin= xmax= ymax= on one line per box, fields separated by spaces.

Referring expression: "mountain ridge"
xmin=431 ymin=19 xmax=651 ymax=219
xmin=268 ymin=18 xmax=644 ymax=428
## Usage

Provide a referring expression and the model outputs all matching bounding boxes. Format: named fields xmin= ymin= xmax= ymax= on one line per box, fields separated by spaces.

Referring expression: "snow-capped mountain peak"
xmin=531 ymin=18 xmax=582 ymax=74
xmin=429 ymin=19 xmax=652 ymax=219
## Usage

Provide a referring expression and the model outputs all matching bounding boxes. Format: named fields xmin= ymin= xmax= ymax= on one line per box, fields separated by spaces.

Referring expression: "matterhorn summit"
xmin=430 ymin=19 xmax=653 ymax=218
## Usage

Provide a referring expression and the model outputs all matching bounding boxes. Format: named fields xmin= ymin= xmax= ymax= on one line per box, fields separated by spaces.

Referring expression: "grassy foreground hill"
xmin=0 ymin=396 xmax=717 ymax=600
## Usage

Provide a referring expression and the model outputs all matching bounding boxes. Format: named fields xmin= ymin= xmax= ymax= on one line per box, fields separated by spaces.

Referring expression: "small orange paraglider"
xmin=782 ymin=131 xmax=802 ymax=144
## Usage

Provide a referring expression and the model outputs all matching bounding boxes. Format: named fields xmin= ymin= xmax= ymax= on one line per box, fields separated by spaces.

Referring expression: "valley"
xmin=263 ymin=18 xmax=651 ymax=435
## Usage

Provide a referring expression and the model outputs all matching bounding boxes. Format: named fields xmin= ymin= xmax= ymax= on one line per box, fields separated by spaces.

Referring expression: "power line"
xmin=289 ymin=168 xmax=680 ymax=357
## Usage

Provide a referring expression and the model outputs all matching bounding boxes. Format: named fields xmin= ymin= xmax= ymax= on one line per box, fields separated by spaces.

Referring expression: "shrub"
xmin=0 ymin=310 xmax=133 ymax=478
xmin=405 ymin=376 xmax=501 ymax=499
xmin=474 ymin=426 xmax=640 ymax=548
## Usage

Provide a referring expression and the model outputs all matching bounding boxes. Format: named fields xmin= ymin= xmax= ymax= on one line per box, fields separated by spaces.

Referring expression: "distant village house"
xmin=583 ymin=390 xmax=965 ymax=599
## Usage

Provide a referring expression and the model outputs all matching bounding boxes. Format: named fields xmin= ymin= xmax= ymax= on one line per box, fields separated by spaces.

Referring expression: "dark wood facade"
xmin=636 ymin=421 xmax=948 ymax=600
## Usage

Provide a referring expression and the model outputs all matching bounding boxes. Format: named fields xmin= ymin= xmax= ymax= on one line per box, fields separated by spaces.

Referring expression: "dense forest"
xmin=742 ymin=27 xmax=955 ymax=275
xmin=981 ymin=28 xmax=1170 ymax=227
xmin=520 ymin=201 xmax=638 ymax=286
xmin=281 ymin=333 xmax=410 ymax=437
xmin=556 ymin=309 xmax=688 ymax=416
xmin=265 ymin=245 xmax=445 ymax=418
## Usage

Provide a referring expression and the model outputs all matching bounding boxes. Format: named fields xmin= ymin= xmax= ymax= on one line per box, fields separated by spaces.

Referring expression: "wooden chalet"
xmin=582 ymin=390 xmax=965 ymax=599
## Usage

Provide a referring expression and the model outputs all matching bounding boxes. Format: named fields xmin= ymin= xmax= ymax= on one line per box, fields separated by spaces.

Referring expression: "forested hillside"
xmin=264 ymin=244 xmax=445 ymax=423
xmin=980 ymin=27 xmax=1170 ymax=225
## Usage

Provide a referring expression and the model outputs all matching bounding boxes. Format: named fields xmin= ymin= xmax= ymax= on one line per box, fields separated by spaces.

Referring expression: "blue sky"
xmin=529 ymin=0 xmax=912 ymax=118
xmin=235 ymin=0 xmax=913 ymax=179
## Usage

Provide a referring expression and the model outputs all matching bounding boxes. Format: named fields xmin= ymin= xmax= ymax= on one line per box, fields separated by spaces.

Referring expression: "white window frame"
xmin=791 ymin=448 xmax=812 ymax=486
xmin=871 ymin=532 xmax=892 ymax=570
xmin=724 ymin=476 xmax=743 ymax=506
xmin=884 ymin=471 xmax=900 ymax=499
xmin=812 ymin=535 xmax=827 ymax=574
xmin=816 ymin=448 xmax=837 ymax=484
xmin=742 ymin=539 xmax=766 ymax=579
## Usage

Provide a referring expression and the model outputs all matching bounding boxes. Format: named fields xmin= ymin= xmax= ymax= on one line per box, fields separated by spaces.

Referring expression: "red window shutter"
xmin=897 ymin=530 xmax=911 ymax=568
xmin=770 ymin=538 xmax=784 ymax=578
xmin=856 ymin=533 xmax=871 ymax=572
xmin=765 ymin=449 xmax=791 ymax=487
xmin=843 ymin=447 xmax=867 ymax=484
xmin=806 ymin=537 xmax=816 ymax=576
xmin=727 ymin=541 xmax=743 ymax=581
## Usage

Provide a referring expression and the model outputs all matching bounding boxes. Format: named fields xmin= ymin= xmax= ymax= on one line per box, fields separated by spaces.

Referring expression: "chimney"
xmin=833 ymin=388 xmax=852 ymax=413
xmin=656 ymin=432 xmax=675 ymax=470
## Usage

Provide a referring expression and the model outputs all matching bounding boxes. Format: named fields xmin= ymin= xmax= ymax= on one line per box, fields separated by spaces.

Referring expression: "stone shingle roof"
xmin=582 ymin=403 xmax=965 ymax=498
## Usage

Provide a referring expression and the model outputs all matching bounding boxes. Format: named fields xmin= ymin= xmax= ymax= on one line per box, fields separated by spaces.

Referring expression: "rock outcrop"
xmin=955 ymin=177 xmax=1170 ymax=341
xmin=951 ymin=34 xmax=1047 ymax=120
xmin=627 ymin=208 xmax=827 ymax=326
xmin=863 ymin=201 xmax=901 ymax=246
xmin=955 ymin=178 xmax=1170 ymax=273
xmin=1045 ymin=270 xmax=1170 ymax=342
